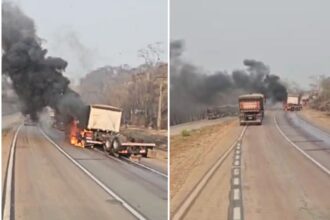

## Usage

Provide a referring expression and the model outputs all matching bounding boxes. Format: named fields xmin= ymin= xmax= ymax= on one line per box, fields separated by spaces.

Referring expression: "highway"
xmin=2 ymin=116 xmax=167 ymax=220
xmin=243 ymin=110 xmax=330 ymax=220
xmin=171 ymin=109 xmax=330 ymax=220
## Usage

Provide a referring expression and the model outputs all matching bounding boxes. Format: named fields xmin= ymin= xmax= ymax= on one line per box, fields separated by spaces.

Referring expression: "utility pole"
xmin=157 ymin=79 xmax=163 ymax=130
xmin=156 ymin=67 xmax=167 ymax=130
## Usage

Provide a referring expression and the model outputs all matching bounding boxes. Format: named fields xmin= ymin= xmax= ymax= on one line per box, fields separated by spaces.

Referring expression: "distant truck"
xmin=238 ymin=93 xmax=265 ymax=125
xmin=284 ymin=95 xmax=302 ymax=111
xmin=66 ymin=104 xmax=155 ymax=157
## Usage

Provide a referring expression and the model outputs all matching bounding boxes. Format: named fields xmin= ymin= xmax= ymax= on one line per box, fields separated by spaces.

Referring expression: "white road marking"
xmin=3 ymin=124 xmax=23 ymax=220
xmin=233 ymin=189 xmax=240 ymax=200
xmin=233 ymin=168 xmax=240 ymax=176
xmin=233 ymin=207 xmax=241 ymax=220
xmin=235 ymin=155 xmax=240 ymax=160
xmin=233 ymin=177 xmax=240 ymax=186
xmin=93 ymin=148 xmax=168 ymax=178
xmin=236 ymin=150 xmax=240 ymax=154
xmin=234 ymin=160 xmax=240 ymax=166
xmin=39 ymin=128 xmax=147 ymax=220
xmin=172 ymin=126 xmax=247 ymax=220
xmin=274 ymin=116 xmax=330 ymax=177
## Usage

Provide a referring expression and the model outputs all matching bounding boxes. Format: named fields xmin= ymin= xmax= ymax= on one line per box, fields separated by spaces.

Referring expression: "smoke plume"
xmin=2 ymin=2 xmax=87 ymax=125
xmin=170 ymin=40 xmax=287 ymax=124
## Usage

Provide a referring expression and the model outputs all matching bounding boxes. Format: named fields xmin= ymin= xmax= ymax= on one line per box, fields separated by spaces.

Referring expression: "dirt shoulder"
xmin=2 ymin=125 xmax=19 ymax=187
xmin=298 ymin=107 xmax=330 ymax=134
xmin=170 ymin=118 xmax=242 ymax=215
xmin=2 ymin=114 xmax=23 ymax=186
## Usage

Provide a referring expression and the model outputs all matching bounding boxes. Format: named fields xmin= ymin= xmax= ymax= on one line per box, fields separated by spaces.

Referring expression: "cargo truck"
xmin=284 ymin=95 xmax=302 ymax=111
xmin=66 ymin=104 xmax=155 ymax=157
xmin=238 ymin=93 xmax=264 ymax=125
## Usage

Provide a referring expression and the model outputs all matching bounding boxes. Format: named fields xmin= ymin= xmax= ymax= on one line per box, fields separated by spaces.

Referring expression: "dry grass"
xmin=299 ymin=107 xmax=330 ymax=133
xmin=170 ymin=119 xmax=239 ymax=199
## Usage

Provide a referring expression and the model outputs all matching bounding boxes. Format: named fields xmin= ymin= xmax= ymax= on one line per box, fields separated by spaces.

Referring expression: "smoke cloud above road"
xmin=170 ymin=40 xmax=287 ymax=124
xmin=2 ymin=2 xmax=87 ymax=124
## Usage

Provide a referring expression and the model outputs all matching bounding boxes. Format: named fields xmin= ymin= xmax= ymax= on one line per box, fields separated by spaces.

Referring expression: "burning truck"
xmin=55 ymin=104 xmax=155 ymax=157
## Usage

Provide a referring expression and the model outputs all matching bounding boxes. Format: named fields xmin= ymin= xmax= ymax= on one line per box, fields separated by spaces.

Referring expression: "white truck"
xmin=285 ymin=95 xmax=302 ymax=111
xmin=69 ymin=104 xmax=155 ymax=157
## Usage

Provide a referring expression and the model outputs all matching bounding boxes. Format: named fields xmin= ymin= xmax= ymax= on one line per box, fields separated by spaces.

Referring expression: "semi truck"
xmin=238 ymin=93 xmax=264 ymax=125
xmin=284 ymin=94 xmax=302 ymax=111
xmin=65 ymin=104 xmax=155 ymax=157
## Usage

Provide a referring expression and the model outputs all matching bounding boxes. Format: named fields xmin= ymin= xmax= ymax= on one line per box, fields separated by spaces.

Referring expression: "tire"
xmin=103 ymin=139 xmax=111 ymax=152
xmin=110 ymin=138 xmax=121 ymax=158
xmin=81 ymin=140 xmax=86 ymax=148
xmin=141 ymin=148 xmax=148 ymax=158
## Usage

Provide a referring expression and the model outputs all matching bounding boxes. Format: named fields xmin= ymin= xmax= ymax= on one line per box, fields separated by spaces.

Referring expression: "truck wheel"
xmin=141 ymin=148 xmax=148 ymax=158
xmin=103 ymin=139 xmax=111 ymax=152
xmin=81 ymin=140 xmax=86 ymax=148
xmin=110 ymin=138 xmax=121 ymax=158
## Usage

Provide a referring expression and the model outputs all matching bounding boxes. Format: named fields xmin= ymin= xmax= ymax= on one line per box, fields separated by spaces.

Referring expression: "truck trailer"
xmin=238 ymin=93 xmax=264 ymax=125
xmin=65 ymin=104 xmax=155 ymax=157
xmin=284 ymin=95 xmax=302 ymax=111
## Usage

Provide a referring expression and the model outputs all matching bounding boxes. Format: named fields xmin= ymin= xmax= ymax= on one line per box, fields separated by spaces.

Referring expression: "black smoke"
xmin=170 ymin=40 xmax=287 ymax=124
xmin=2 ymin=2 xmax=87 ymax=125
xmin=232 ymin=59 xmax=287 ymax=101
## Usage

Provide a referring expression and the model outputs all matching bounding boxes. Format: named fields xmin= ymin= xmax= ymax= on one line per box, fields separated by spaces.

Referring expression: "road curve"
xmin=242 ymin=110 xmax=330 ymax=220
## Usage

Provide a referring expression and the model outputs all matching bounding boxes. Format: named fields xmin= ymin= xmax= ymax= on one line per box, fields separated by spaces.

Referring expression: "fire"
xmin=69 ymin=120 xmax=84 ymax=148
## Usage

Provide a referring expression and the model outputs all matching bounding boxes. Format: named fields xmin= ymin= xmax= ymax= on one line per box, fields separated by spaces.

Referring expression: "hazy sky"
xmin=9 ymin=0 xmax=167 ymax=81
xmin=171 ymin=0 xmax=330 ymax=88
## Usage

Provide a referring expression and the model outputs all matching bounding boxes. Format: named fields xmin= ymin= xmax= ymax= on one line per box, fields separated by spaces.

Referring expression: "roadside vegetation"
xmin=310 ymin=76 xmax=330 ymax=112
xmin=78 ymin=44 xmax=168 ymax=130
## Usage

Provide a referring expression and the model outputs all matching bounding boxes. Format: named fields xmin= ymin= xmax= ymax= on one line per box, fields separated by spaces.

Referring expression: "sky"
xmin=8 ymin=0 xmax=167 ymax=81
xmin=171 ymin=0 xmax=330 ymax=89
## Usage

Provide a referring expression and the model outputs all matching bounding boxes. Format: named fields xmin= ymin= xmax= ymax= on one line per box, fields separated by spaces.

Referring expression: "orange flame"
xmin=69 ymin=120 xmax=84 ymax=148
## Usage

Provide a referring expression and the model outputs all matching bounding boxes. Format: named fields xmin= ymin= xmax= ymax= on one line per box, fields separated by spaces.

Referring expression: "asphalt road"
xmin=242 ymin=110 xmax=330 ymax=220
xmin=172 ymin=109 xmax=330 ymax=220
xmin=4 ymin=121 xmax=167 ymax=220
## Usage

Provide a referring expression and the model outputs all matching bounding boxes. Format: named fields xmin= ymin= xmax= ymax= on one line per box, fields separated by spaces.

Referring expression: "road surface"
xmin=3 ymin=117 xmax=167 ymax=220
xmin=243 ymin=110 xmax=330 ymax=220
xmin=172 ymin=109 xmax=330 ymax=220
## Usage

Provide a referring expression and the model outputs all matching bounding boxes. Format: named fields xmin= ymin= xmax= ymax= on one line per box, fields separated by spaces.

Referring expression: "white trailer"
xmin=285 ymin=95 xmax=302 ymax=111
